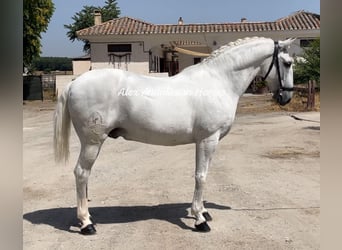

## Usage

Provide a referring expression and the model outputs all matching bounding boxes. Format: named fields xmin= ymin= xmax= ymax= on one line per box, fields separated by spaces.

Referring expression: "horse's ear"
xmin=279 ymin=38 xmax=296 ymax=49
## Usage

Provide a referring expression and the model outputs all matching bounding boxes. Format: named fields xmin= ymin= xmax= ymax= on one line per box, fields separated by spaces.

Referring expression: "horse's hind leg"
xmin=74 ymin=142 xmax=103 ymax=235
xmin=191 ymin=132 xmax=219 ymax=232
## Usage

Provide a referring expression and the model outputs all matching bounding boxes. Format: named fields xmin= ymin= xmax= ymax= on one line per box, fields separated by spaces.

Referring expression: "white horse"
xmin=54 ymin=37 xmax=295 ymax=234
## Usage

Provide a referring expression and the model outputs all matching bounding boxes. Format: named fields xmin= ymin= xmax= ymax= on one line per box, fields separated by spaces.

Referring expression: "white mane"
xmin=203 ymin=36 xmax=269 ymax=63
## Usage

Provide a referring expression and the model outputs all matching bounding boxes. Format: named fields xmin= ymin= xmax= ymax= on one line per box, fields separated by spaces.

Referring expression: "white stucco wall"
xmin=85 ymin=29 xmax=320 ymax=75
xmin=72 ymin=60 xmax=91 ymax=76
xmin=91 ymin=42 xmax=150 ymax=74
xmin=177 ymin=46 xmax=211 ymax=71
xmin=56 ymin=75 xmax=75 ymax=96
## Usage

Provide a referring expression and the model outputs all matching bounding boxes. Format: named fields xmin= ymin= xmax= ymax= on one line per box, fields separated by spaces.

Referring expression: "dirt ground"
xmin=23 ymin=94 xmax=320 ymax=250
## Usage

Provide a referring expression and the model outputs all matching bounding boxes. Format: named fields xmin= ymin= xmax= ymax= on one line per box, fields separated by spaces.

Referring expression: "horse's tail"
xmin=54 ymin=82 xmax=72 ymax=163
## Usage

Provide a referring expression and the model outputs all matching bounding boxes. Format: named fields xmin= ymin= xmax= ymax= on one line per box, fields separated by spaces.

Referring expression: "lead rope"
xmin=289 ymin=114 xmax=320 ymax=123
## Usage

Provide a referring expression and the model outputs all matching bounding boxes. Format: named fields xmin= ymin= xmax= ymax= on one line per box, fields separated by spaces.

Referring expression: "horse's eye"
xmin=283 ymin=61 xmax=292 ymax=67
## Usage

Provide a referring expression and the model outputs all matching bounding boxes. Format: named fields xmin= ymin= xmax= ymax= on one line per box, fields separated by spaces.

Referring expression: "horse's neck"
xmin=208 ymin=40 xmax=273 ymax=97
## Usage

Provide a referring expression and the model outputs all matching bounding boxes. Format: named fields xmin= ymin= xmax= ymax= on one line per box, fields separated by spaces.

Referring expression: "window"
xmin=107 ymin=44 xmax=132 ymax=53
xmin=194 ymin=57 xmax=201 ymax=64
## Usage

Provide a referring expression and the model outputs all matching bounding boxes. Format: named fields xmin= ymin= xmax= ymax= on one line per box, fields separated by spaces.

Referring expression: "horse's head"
xmin=263 ymin=38 xmax=295 ymax=106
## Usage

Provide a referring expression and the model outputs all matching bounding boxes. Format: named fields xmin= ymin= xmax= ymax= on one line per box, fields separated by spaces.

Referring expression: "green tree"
xmin=64 ymin=0 xmax=120 ymax=54
xmin=23 ymin=0 xmax=55 ymax=70
xmin=294 ymin=38 xmax=320 ymax=87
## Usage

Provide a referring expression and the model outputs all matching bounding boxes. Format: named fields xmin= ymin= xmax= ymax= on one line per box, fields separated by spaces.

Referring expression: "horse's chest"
xmin=219 ymin=123 xmax=232 ymax=139
xmin=194 ymin=115 xmax=233 ymax=140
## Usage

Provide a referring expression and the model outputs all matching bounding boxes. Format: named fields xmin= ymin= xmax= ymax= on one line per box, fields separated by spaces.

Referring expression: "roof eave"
xmin=75 ymin=11 xmax=320 ymax=37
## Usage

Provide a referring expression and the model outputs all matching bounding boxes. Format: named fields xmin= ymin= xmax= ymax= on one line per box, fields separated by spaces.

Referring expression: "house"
xmin=75 ymin=10 xmax=320 ymax=77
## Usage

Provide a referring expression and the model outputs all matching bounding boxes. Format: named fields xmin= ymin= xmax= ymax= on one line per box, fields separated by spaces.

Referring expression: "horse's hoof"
xmin=202 ymin=212 xmax=212 ymax=221
xmin=80 ymin=224 xmax=96 ymax=235
xmin=195 ymin=221 xmax=211 ymax=232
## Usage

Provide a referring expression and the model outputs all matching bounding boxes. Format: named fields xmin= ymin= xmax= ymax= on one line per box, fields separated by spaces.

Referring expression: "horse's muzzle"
xmin=274 ymin=90 xmax=292 ymax=106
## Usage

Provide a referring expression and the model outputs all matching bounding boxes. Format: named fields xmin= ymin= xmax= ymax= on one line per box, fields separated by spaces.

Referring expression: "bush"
xmin=293 ymin=38 xmax=320 ymax=88
xmin=32 ymin=57 xmax=72 ymax=72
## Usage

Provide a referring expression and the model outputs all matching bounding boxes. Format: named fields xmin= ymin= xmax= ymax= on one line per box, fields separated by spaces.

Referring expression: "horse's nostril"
xmin=276 ymin=93 xmax=282 ymax=104
xmin=277 ymin=94 xmax=291 ymax=106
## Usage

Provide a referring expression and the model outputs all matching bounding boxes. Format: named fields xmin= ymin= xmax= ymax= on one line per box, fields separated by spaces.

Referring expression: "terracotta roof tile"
xmin=171 ymin=40 xmax=203 ymax=46
xmin=77 ymin=11 xmax=320 ymax=37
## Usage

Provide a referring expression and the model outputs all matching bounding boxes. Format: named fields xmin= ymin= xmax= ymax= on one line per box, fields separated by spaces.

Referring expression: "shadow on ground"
xmin=23 ymin=202 xmax=231 ymax=233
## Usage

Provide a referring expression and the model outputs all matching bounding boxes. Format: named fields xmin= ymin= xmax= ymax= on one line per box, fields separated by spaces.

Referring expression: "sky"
xmin=41 ymin=0 xmax=320 ymax=58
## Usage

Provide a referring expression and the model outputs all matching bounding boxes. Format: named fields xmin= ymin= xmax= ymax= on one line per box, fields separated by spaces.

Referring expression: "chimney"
xmin=178 ymin=17 xmax=184 ymax=25
xmin=94 ymin=10 xmax=102 ymax=25
xmin=240 ymin=17 xmax=247 ymax=23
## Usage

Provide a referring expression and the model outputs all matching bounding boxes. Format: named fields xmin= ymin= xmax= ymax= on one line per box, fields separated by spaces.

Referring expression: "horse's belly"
xmin=109 ymin=126 xmax=195 ymax=146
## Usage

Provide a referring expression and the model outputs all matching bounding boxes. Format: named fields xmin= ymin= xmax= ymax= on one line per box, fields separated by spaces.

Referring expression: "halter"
xmin=262 ymin=41 xmax=294 ymax=92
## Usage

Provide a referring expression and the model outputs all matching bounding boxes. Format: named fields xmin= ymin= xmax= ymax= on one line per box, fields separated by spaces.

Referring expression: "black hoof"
xmin=195 ymin=221 xmax=211 ymax=232
xmin=80 ymin=224 xmax=96 ymax=235
xmin=202 ymin=212 xmax=212 ymax=221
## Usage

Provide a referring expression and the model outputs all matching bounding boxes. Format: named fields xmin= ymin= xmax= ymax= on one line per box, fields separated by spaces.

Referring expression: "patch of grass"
xmin=270 ymin=92 xmax=320 ymax=112
xmin=237 ymin=91 xmax=320 ymax=114
xmin=263 ymin=147 xmax=320 ymax=159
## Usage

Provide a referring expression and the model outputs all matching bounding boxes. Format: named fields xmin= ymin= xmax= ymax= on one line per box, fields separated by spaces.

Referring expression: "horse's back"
xmin=70 ymin=68 xmax=123 ymax=93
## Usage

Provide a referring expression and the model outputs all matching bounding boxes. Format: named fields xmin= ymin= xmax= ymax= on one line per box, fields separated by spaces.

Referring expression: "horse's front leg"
xmin=191 ymin=132 xmax=219 ymax=232
xmin=74 ymin=142 xmax=103 ymax=235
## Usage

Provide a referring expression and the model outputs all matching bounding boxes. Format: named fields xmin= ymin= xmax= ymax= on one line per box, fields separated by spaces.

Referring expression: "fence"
xmin=23 ymin=75 xmax=43 ymax=100
xmin=294 ymin=80 xmax=318 ymax=110
xmin=306 ymin=80 xmax=316 ymax=110
xmin=23 ymin=74 xmax=56 ymax=101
